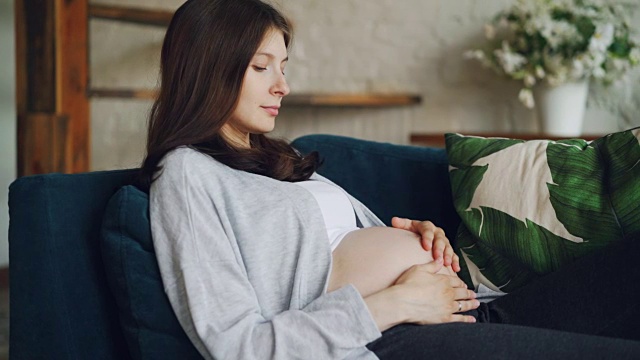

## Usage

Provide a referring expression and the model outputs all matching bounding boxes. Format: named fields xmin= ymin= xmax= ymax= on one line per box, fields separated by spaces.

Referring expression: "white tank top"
xmin=294 ymin=180 xmax=359 ymax=251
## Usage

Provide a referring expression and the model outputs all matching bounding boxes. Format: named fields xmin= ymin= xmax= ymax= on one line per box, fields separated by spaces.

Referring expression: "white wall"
xmin=0 ymin=0 xmax=16 ymax=267
xmin=89 ymin=0 xmax=640 ymax=171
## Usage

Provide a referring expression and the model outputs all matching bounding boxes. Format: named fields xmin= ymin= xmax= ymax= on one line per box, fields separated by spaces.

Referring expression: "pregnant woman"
xmin=140 ymin=1 xmax=640 ymax=359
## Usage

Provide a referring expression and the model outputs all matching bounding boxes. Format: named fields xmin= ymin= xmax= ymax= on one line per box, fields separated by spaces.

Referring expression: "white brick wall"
xmin=90 ymin=0 xmax=640 ymax=170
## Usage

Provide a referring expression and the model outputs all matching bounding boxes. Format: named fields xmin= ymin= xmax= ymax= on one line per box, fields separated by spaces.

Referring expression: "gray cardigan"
xmin=150 ymin=147 xmax=385 ymax=359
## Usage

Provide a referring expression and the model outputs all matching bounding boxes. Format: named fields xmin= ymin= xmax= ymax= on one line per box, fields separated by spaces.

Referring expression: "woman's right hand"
xmin=364 ymin=258 xmax=479 ymax=331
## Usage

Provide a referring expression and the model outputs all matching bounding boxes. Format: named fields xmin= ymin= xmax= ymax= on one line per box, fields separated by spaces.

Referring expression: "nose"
xmin=271 ymin=73 xmax=290 ymax=97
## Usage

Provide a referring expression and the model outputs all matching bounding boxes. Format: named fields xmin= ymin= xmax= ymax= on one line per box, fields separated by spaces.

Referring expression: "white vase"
xmin=533 ymin=80 xmax=589 ymax=137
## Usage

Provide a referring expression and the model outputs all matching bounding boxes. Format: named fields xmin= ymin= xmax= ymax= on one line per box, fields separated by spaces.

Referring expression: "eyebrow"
xmin=254 ymin=52 xmax=288 ymax=62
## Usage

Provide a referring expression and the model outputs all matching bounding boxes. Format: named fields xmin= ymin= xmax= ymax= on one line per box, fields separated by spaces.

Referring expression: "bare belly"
xmin=327 ymin=227 xmax=455 ymax=297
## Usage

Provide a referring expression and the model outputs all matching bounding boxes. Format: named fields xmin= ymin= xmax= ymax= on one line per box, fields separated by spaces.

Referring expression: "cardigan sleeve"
xmin=150 ymin=150 xmax=381 ymax=360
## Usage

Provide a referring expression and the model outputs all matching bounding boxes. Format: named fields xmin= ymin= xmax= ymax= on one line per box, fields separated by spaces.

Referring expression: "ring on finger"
xmin=457 ymin=301 xmax=462 ymax=312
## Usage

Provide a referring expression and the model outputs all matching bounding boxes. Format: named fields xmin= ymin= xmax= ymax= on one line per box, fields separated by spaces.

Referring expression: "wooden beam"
xmin=89 ymin=88 xmax=157 ymax=100
xmin=23 ymin=0 xmax=57 ymax=112
xmin=58 ymin=0 xmax=89 ymax=173
xmin=0 ymin=267 xmax=8 ymax=289
xmin=88 ymin=4 xmax=173 ymax=27
xmin=14 ymin=0 xmax=27 ymax=117
xmin=15 ymin=0 xmax=89 ymax=176
xmin=284 ymin=94 xmax=422 ymax=107
xmin=17 ymin=113 xmax=69 ymax=175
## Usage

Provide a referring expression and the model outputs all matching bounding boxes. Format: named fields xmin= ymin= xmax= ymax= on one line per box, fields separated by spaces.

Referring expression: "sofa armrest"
xmin=9 ymin=169 xmax=137 ymax=359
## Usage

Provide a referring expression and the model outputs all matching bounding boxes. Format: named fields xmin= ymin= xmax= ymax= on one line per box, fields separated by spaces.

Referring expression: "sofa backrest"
xmin=9 ymin=169 xmax=138 ymax=360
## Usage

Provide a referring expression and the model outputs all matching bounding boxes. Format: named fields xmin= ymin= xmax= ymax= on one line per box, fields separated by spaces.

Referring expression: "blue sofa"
xmin=9 ymin=134 xmax=459 ymax=359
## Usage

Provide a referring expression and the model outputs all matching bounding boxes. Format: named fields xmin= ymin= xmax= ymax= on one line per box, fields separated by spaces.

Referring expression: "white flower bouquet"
xmin=465 ymin=0 xmax=640 ymax=108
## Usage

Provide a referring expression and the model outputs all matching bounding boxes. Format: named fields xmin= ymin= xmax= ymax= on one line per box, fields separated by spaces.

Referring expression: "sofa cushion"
xmin=445 ymin=127 xmax=640 ymax=293
xmin=100 ymin=185 xmax=203 ymax=360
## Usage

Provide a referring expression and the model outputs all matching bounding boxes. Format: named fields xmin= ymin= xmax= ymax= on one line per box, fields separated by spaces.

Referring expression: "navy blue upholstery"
xmin=9 ymin=135 xmax=459 ymax=359
xmin=9 ymin=169 xmax=137 ymax=360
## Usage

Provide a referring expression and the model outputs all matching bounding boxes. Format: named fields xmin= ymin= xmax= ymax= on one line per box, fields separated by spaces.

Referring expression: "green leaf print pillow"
xmin=445 ymin=127 xmax=640 ymax=293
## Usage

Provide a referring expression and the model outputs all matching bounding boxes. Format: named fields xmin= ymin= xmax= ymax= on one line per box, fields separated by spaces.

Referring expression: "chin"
xmin=260 ymin=121 xmax=276 ymax=133
xmin=253 ymin=125 xmax=275 ymax=135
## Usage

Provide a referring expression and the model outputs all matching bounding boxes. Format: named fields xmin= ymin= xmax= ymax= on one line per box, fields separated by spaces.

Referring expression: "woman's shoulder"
xmin=162 ymin=146 xmax=224 ymax=171
xmin=162 ymin=146 xmax=207 ymax=164
xmin=157 ymin=146 xmax=229 ymax=183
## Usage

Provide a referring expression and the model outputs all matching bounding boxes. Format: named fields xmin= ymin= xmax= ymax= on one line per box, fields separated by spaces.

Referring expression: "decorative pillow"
xmin=100 ymin=185 xmax=203 ymax=360
xmin=445 ymin=127 xmax=640 ymax=293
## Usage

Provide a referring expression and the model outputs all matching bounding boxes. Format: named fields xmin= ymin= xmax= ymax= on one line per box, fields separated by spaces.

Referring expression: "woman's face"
xmin=221 ymin=28 xmax=290 ymax=148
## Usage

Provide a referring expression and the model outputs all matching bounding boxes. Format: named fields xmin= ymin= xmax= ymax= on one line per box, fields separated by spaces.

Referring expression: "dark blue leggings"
xmin=366 ymin=234 xmax=640 ymax=359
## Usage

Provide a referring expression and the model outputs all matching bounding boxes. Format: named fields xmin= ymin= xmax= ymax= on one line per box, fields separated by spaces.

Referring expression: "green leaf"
xmin=445 ymin=134 xmax=523 ymax=168
xmin=449 ymin=165 xmax=487 ymax=211
xmin=458 ymin=204 xmax=600 ymax=292
xmin=551 ymin=8 xmax=572 ymax=21
xmin=594 ymin=130 xmax=640 ymax=236
xmin=546 ymin=140 xmax=623 ymax=243
xmin=574 ymin=16 xmax=596 ymax=41
xmin=454 ymin=225 xmax=475 ymax=289
xmin=455 ymin=210 xmax=541 ymax=292
xmin=609 ymin=36 xmax=631 ymax=57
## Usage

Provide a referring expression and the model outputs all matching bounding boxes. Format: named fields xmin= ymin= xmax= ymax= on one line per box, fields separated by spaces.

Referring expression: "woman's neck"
xmin=220 ymin=125 xmax=251 ymax=148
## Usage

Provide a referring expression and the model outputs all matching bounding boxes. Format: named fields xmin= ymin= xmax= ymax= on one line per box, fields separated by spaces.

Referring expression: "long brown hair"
xmin=137 ymin=0 xmax=319 ymax=191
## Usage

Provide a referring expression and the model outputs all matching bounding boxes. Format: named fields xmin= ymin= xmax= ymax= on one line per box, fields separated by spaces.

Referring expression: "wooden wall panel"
xmin=17 ymin=113 xmax=68 ymax=176
xmin=24 ymin=0 xmax=56 ymax=112
xmin=58 ymin=0 xmax=89 ymax=174
xmin=14 ymin=0 xmax=26 ymax=116
xmin=15 ymin=0 xmax=89 ymax=176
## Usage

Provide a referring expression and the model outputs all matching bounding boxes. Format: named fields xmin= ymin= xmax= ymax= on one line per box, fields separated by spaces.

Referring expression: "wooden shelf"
xmin=89 ymin=88 xmax=157 ymax=100
xmin=410 ymin=132 xmax=604 ymax=148
xmin=89 ymin=4 xmax=173 ymax=27
xmin=89 ymin=88 xmax=422 ymax=107
xmin=283 ymin=94 xmax=421 ymax=107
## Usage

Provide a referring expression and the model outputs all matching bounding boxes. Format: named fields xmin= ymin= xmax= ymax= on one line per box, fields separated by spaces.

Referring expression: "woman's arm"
xmin=364 ymin=258 xmax=479 ymax=332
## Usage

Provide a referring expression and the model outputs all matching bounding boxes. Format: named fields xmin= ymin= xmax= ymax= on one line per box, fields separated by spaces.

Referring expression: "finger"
xmin=448 ymin=314 xmax=477 ymax=323
xmin=418 ymin=258 xmax=444 ymax=274
xmin=442 ymin=238 xmax=455 ymax=266
xmin=390 ymin=216 xmax=414 ymax=231
xmin=464 ymin=299 xmax=481 ymax=312
xmin=391 ymin=216 xmax=437 ymax=238
xmin=452 ymin=253 xmax=461 ymax=272
xmin=448 ymin=275 xmax=469 ymax=289
xmin=454 ymin=288 xmax=477 ymax=301
xmin=417 ymin=220 xmax=436 ymax=235
xmin=432 ymin=229 xmax=448 ymax=261
xmin=421 ymin=234 xmax=434 ymax=252
xmin=453 ymin=299 xmax=480 ymax=313
xmin=418 ymin=221 xmax=437 ymax=251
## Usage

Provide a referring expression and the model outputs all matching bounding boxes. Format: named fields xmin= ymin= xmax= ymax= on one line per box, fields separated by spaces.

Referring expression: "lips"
xmin=261 ymin=106 xmax=280 ymax=116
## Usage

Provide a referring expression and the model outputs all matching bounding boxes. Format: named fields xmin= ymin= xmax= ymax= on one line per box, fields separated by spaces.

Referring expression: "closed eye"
xmin=253 ymin=66 xmax=267 ymax=71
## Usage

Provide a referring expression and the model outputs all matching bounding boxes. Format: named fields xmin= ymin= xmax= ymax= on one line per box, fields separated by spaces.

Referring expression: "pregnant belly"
xmin=327 ymin=227 xmax=455 ymax=297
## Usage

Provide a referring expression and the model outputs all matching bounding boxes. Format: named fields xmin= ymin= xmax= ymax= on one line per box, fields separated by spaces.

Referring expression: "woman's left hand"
xmin=391 ymin=217 xmax=460 ymax=272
